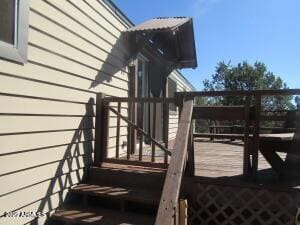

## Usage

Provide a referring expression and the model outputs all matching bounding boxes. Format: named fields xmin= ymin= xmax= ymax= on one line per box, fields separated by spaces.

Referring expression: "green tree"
xmin=203 ymin=61 xmax=294 ymax=110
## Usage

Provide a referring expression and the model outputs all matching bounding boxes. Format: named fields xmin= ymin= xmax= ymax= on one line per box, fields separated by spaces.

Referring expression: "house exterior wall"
xmin=0 ymin=1 xmax=130 ymax=224
xmin=0 ymin=1 xmax=195 ymax=224
xmin=168 ymin=71 xmax=195 ymax=140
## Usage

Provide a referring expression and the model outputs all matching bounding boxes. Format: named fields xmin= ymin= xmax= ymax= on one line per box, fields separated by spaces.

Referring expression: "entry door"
xmin=136 ymin=57 xmax=149 ymax=141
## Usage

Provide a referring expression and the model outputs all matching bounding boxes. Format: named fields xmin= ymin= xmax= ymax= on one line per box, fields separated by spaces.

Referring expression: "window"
xmin=168 ymin=78 xmax=177 ymax=112
xmin=0 ymin=0 xmax=30 ymax=63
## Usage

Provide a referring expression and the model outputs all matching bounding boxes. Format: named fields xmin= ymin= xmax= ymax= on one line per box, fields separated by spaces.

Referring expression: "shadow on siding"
xmin=28 ymin=98 xmax=94 ymax=225
xmin=89 ymin=33 xmax=133 ymax=89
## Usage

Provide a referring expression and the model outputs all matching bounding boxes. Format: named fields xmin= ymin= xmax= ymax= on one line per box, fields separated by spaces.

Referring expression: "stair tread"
xmin=98 ymin=162 xmax=167 ymax=173
xmin=51 ymin=207 xmax=155 ymax=225
xmin=71 ymin=184 xmax=161 ymax=204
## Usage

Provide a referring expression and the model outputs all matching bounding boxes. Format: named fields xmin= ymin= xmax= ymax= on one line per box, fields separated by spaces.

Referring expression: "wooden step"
xmin=100 ymin=162 xmax=167 ymax=173
xmin=70 ymin=184 xmax=161 ymax=205
xmin=88 ymin=163 xmax=166 ymax=191
xmin=48 ymin=207 xmax=155 ymax=225
xmin=103 ymin=158 xmax=168 ymax=169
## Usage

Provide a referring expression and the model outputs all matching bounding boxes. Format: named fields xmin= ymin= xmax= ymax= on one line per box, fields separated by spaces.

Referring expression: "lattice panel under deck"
xmin=188 ymin=183 xmax=300 ymax=225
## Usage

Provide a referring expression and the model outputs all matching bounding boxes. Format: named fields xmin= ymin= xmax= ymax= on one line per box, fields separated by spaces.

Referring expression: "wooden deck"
xmin=119 ymin=138 xmax=278 ymax=178
xmin=194 ymin=138 xmax=272 ymax=177
xmin=191 ymin=138 xmax=300 ymax=189
xmin=116 ymin=137 xmax=300 ymax=188
xmin=121 ymin=138 xmax=276 ymax=178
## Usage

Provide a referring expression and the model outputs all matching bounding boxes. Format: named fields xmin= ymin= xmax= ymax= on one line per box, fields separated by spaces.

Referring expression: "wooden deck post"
xmin=163 ymin=102 xmax=169 ymax=165
xmin=128 ymin=65 xmax=137 ymax=157
xmin=127 ymin=101 xmax=132 ymax=160
xmin=151 ymin=102 xmax=157 ymax=162
xmin=243 ymin=96 xmax=251 ymax=177
xmin=163 ymin=76 xmax=169 ymax=165
xmin=186 ymin=124 xmax=195 ymax=176
xmin=252 ymin=95 xmax=261 ymax=179
xmin=138 ymin=102 xmax=144 ymax=161
xmin=179 ymin=199 xmax=188 ymax=225
xmin=116 ymin=101 xmax=121 ymax=158
xmin=94 ymin=93 xmax=109 ymax=165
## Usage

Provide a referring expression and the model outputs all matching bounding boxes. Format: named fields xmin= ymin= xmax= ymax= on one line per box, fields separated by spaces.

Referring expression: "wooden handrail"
xmin=108 ymin=106 xmax=172 ymax=156
xmin=98 ymin=96 xmax=175 ymax=163
xmin=105 ymin=97 xmax=175 ymax=103
xmin=155 ymin=99 xmax=194 ymax=225
xmin=176 ymin=89 xmax=300 ymax=98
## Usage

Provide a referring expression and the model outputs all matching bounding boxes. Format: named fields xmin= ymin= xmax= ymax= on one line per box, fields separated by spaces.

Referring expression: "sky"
xmin=113 ymin=0 xmax=300 ymax=91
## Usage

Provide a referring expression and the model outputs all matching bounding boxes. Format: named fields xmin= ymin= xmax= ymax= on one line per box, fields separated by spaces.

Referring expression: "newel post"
xmin=186 ymin=124 xmax=195 ymax=177
xmin=94 ymin=93 xmax=109 ymax=165
xmin=185 ymin=96 xmax=195 ymax=177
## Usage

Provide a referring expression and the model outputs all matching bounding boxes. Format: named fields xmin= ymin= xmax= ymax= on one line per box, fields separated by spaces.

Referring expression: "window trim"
xmin=0 ymin=0 xmax=30 ymax=64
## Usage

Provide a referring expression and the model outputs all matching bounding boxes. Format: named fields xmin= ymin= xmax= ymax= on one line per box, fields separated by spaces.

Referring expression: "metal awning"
xmin=123 ymin=17 xmax=197 ymax=69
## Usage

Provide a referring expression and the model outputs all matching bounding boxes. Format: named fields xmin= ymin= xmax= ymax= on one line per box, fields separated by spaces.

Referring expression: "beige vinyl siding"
xmin=168 ymin=71 xmax=195 ymax=140
xmin=0 ymin=0 xmax=130 ymax=224
xmin=107 ymin=102 xmax=129 ymax=158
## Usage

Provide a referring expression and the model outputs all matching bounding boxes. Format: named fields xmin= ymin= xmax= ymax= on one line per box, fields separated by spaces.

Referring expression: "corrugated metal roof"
xmin=125 ymin=17 xmax=191 ymax=32
xmin=123 ymin=17 xmax=197 ymax=69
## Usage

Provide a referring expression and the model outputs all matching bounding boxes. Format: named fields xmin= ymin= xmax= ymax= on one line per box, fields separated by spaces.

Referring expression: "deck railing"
xmin=94 ymin=93 xmax=195 ymax=225
xmin=204 ymin=109 xmax=297 ymax=137
xmin=176 ymin=89 xmax=300 ymax=178
xmin=94 ymin=94 xmax=175 ymax=165
xmin=94 ymin=89 xmax=300 ymax=225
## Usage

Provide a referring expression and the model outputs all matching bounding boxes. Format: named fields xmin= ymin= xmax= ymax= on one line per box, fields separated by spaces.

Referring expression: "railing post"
xmin=163 ymin=101 xmax=169 ymax=165
xmin=138 ymin=101 xmax=144 ymax=161
xmin=186 ymin=124 xmax=195 ymax=177
xmin=243 ymin=96 xmax=251 ymax=177
xmin=116 ymin=101 xmax=121 ymax=158
xmin=127 ymin=101 xmax=132 ymax=160
xmin=152 ymin=102 xmax=157 ymax=162
xmin=94 ymin=93 xmax=109 ymax=165
xmin=179 ymin=199 xmax=188 ymax=225
xmin=252 ymin=94 xmax=261 ymax=179
xmin=209 ymin=120 xmax=214 ymax=141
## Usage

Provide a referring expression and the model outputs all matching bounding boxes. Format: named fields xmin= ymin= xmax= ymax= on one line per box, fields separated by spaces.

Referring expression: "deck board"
xmin=194 ymin=138 xmax=282 ymax=178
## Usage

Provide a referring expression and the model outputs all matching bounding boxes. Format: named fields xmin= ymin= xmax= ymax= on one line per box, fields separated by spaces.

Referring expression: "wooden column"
xmin=130 ymin=102 xmax=137 ymax=155
xmin=186 ymin=124 xmax=195 ymax=177
xmin=152 ymin=102 xmax=157 ymax=162
xmin=94 ymin=93 xmax=109 ymax=165
xmin=163 ymin=76 xmax=169 ymax=164
xmin=139 ymin=102 xmax=144 ymax=161
xmin=252 ymin=95 xmax=261 ymax=179
xmin=115 ymin=101 xmax=121 ymax=158
xmin=128 ymin=65 xmax=137 ymax=157
xmin=179 ymin=199 xmax=188 ymax=225
xmin=163 ymin=102 xmax=169 ymax=165
xmin=243 ymin=96 xmax=251 ymax=177
xmin=127 ymin=101 xmax=132 ymax=160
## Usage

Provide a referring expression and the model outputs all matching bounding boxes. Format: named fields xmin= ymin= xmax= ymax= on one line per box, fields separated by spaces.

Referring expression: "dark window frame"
xmin=0 ymin=0 xmax=30 ymax=64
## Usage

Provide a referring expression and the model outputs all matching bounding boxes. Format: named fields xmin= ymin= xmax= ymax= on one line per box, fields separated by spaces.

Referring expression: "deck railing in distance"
xmin=155 ymin=98 xmax=194 ymax=225
xmin=176 ymin=88 xmax=300 ymax=97
xmin=204 ymin=109 xmax=297 ymax=137
xmin=95 ymin=94 xmax=175 ymax=165
xmin=175 ymin=89 xmax=300 ymax=179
